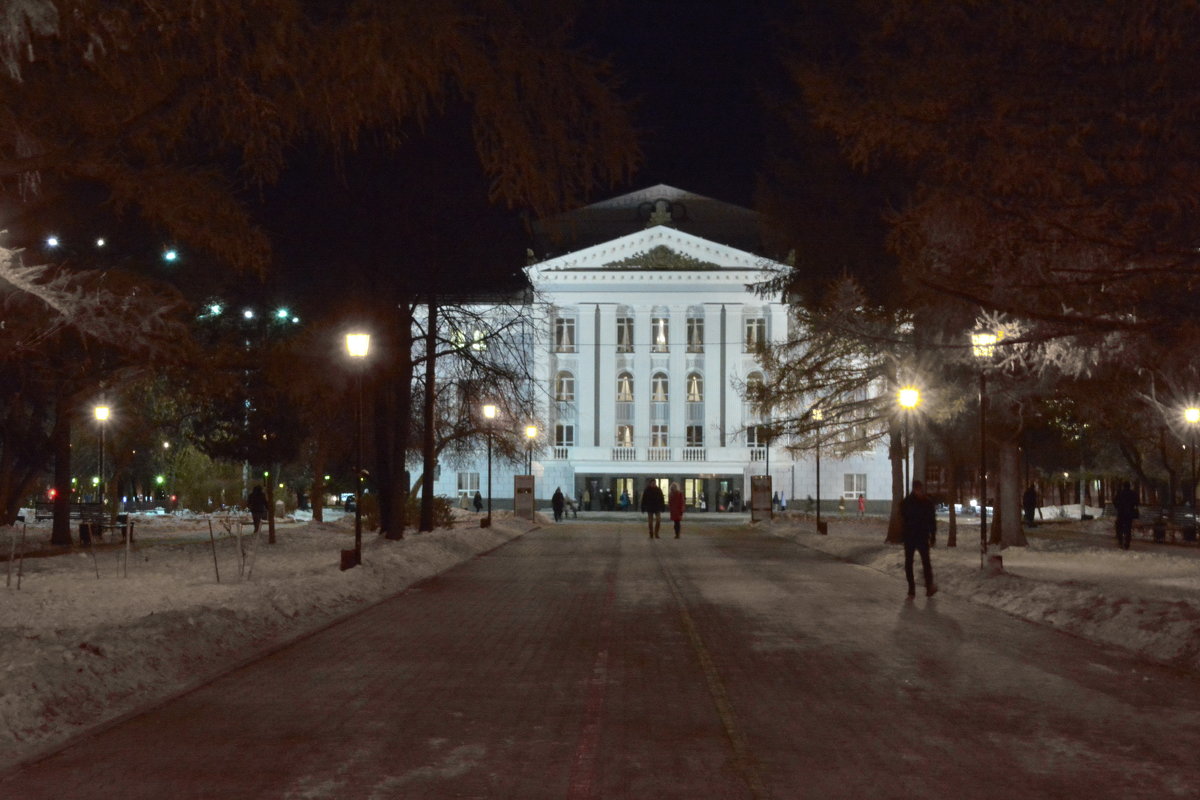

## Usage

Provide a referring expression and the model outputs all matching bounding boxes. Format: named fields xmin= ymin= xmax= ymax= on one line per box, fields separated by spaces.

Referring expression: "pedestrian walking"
xmin=1023 ymin=484 xmax=1038 ymax=527
xmin=247 ymin=485 xmax=269 ymax=534
xmin=641 ymin=480 xmax=665 ymax=538
xmin=900 ymin=480 xmax=937 ymax=598
xmin=1113 ymin=481 xmax=1139 ymax=550
xmin=551 ymin=487 xmax=565 ymax=522
xmin=669 ymin=482 xmax=686 ymax=538
xmin=473 ymin=490 xmax=483 ymax=513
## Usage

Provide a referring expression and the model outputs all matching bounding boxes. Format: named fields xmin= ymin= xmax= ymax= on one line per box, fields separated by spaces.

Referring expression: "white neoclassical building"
xmin=431 ymin=185 xmax=892 ymax=513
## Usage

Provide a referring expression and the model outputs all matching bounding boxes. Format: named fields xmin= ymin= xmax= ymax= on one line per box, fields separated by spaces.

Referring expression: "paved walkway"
xmin=3 ymin=521 xmax=1199 ymax=798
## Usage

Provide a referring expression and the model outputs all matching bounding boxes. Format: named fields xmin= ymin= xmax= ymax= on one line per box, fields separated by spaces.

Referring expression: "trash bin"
xmin=817 ymin=520 xmax=828 ymax=535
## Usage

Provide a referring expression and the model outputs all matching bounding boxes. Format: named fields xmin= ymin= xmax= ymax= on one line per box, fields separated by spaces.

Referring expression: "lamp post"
xmin=1186 ymin=407 xmax=1199 ymax=529
xmin=897 ymin=387 xmax=920 ymax=495
xmin=525 ymin=424 xmax=538 ymax=475
xmin=345 ymin=333 xmax=370 ymax=568
xmin=813 ymin=407 xmax=824 ymax=533
xmin=483 ymin=404 xmax=498 ymax=526
xmin=972 ymin=331 xmax=998 ymax=568
xmin=94 ymin=405 xmax=110 ymax=509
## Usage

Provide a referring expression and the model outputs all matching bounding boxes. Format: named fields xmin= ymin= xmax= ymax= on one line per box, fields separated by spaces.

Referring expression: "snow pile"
xmin=0 ymin=510 xmax=536 ymax=769
xmin=769 ymin=512 xmax=1200 ymax=673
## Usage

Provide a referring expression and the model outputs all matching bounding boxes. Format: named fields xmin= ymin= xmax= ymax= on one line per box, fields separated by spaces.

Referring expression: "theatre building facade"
xmin=432 ymin=186 xmax=892 ymax=513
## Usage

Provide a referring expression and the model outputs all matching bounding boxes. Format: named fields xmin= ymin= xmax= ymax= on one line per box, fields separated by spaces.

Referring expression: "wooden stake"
xmin=207 ymin=519 xmax=221 ymax=584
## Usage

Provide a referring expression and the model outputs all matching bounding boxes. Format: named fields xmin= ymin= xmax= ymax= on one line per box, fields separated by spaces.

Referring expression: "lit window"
xmin=554 ymin=316 xmax=576 ymax=353
xmin=651 ymin=424 xmax=669 ymax=447
xmin=617 ymin=372 xmax=634 ymax=402
xmin=651 ymin=317 xmax=669 ymax=352
xmin=686 ymin=373 xmax=703 ymax=403
xmin=745 ymin=318 xmax=766 ymax=352
xmin=616 ymin=317 xmax=634 ymax=353
xmin=616 ymin=425 xmax=634 ymax=447
xmin=686 ymin=318 xmax=704 ymax=353
xmin=651 ymin=372 xmax=669 ymax=402
xmin=555 ymin=372 xmax=575 ymax=402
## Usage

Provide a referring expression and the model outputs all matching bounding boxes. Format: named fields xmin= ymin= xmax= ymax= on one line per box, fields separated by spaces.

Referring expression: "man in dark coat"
xmin=551 ymin=487 xmax=565 ymax=522
xmin=1113 ymin=481 xmax=1139 ymax=550
xmin=900 ymin=480 xmax=937 ymax=598
xmin=1022 ymin=485 xmax=1038 ymax=527
xmin=640 ymin=480 xmax=665 ymax=539
xmin=247 ymin=485 xmax=269 ymax=534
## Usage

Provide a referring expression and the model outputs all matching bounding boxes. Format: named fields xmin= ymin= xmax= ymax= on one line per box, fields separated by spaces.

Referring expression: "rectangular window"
xmin=844 ymin=473 xmax=866 ymax=496
xmin=651 ymin=317 xmax=669 ymax=352
xmin=555 ymin=424 xmax=575 ymax=448
xmin=617 ymin=374 xmax=634 ymax=402
xmin=456 ymin=472 xmax=480 ymax=495
xmin=745 ymin=318 xmax=766 ymax=352
xmin=686 ymin=318 xmax=704 ymax=353
xmin=616 ymin=424 xmax=634 ymax=447
xmin=746 ymin=425 xmax=761 ymax=447
xmin=555 ymin=373 xmax=575 ymax=402
xmin=616 ymin=317 xmax=634 ymax=353
xmin=651 ymin=424 xmax=669 ymax=447
xmin=554 ymin=317 xmax=576 ymax=353
xmin=686 ymin=425 xmax=704 ymax=446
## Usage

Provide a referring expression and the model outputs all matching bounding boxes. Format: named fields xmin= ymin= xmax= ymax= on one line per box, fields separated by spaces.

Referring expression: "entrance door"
xmin=614 ymin=477 xmax=634 ymax=510
xmin=684 ymin=478 xmax=705 ymax=510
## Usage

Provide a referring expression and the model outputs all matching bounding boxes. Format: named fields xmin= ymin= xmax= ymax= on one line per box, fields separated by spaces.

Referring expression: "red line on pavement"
xmin=566 ymin=569 xmax=617 ymax=800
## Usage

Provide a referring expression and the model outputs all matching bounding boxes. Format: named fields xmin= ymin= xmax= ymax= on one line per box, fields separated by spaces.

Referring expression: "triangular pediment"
xmin=527 ymin=226 xmax=784 ymax=279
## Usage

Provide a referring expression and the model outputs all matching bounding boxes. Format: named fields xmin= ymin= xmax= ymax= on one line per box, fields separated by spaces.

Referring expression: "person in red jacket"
xmin=668 ymin=482 xmax=686 ymax=538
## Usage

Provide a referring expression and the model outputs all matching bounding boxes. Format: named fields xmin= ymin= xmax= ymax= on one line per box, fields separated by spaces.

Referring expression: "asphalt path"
xmin=3 ymin=519 xmax=1199 ymax=799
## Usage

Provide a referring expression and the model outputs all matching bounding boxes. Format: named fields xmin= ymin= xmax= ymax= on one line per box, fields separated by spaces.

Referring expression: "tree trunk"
xmin=996 ymin=438 xmax=1028 ymax=547
xmin=420 ymin=298 xmax=438 ymax=532
xmin=266 ymin=467 xmax=277 ymax=544
xmin=947 ymin=460 xmax=959 ymax=547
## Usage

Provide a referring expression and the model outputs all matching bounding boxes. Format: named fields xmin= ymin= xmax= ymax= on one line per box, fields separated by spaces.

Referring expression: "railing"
xmin=612 ymin=446 xmax=637 ymax=461
xmin=647 ymin=447 xmax=671 ymax=461
xmin=552 ymin=447 xmax=570 ymax=460
xmin=682 ymin=447 xmax=707 ymax=462
xmin=749 ymin=446 xmax=767 ymax=462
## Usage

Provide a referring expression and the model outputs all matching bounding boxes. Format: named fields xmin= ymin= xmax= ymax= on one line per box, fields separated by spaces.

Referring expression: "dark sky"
xmin=576 ymin=0 xmax=793 ymax=207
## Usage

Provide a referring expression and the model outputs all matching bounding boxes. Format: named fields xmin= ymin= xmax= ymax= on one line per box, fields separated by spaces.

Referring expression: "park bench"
xmin=1115 ymin=505 xmax=1199 ymax=544
xmin=32 ymin=501 xmax=133 ymax=544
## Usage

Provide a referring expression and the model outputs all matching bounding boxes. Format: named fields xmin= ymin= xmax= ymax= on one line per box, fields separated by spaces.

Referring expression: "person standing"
xmin=583 ymin=488 xmax=591 ymax=511
xmin=857 ymin=493 xmax=866 ymax=518
xmin=551 ymin=487 xmax=565 ymax=522
xmin=1023 ymin=485 xmax=1038 ymax=527
xmin=473 ymin=490 xmax=483 ymax=513
xmin=641 ymin=480 xmax=665 ymax=539
xmin=900 ymin=480 xmax=937 ymax=598
xmin=1113 ymin=481 xmax=1139 ymax=550
xmin=668 ymin=482 xmax=686 ymax=538
xmin=247 ymin=485 xmax=269 ymax=534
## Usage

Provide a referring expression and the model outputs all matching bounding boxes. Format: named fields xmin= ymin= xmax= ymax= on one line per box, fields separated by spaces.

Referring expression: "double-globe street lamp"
xmin=94 ymin=405 xmax=110 ymax=511
xmin=813 ymin=407 xmax=825 ymax=534
xmin=972 ymin=330 xmax=999 ymax=569
xmin=344 ymin=332 xmax=370 ymax=569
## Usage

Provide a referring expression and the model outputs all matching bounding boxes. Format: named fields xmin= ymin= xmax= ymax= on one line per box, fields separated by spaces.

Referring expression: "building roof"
xmin=531 ymin=184 xmax=768 ymax=258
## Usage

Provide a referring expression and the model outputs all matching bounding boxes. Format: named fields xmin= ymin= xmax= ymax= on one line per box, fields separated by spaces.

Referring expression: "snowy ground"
xmin=768 ymin=506 xmax=1200 ymax=677
xmin=0 ymin=509 xmax=536 ymax=770
xmin=3 ymin=505 xmax=1199 ymax=772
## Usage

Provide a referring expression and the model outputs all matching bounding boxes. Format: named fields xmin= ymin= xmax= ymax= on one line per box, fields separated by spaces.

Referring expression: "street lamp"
xmin=813 ymin=407 xmax=825 ymax=534
xmin=345 ymin=332 xmax=370 ymax=569
xmin=1186 ymin=407 xmax=1199 ymax=529
xmin=483 ymin=404 xmax=498 ymax=527
xmin=972 ymin=330 xmax=998 ymax=568
xmin=897 ymin=386 xmax=920 ymax=495
xmin=94 ymin=405 xmax=110 ymax=509
xmin=525 ymin=424 xmax=538 ymax=475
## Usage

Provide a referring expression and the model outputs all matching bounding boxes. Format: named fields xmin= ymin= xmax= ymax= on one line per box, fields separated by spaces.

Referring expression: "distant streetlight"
xmin=483 ymin=404 xmax=498 ymax=527
xmin=897 ymin=386 xmax=921 ymax=495
xmin=972 ymin=330 xmax=999 ymax=568
xmin=46 ymin=235 xmax=60 ymax=248
xmin=162 ymin=248 xmax=178 ymax=262
xmin=813 ymin=407 xmax=825 ymax=534
xmin=344 ymin=332 xmax=371 ymax=569
xmin=94 ymin=405 xmax=110 ymax=510
xmin=525 ymin=424 xmax=538 ymax=475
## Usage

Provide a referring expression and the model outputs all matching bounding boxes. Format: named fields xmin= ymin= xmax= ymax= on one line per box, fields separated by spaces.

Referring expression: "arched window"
xmin=555 ymin=371 xmax=575 ymax=402
xmin=651 ymin=372 xmax=669 ymax=402
xmin=617 ymin=371 xmax=634 ymax=402
xmin=686 ymin=373 xmax=703 ymax=403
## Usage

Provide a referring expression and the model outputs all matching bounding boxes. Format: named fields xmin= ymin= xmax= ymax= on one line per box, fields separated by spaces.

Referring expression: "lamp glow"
xmin=897 ymin=387 xmax=920 ymax=409
xmin=345 ymin=333 xmax=371 ymax=358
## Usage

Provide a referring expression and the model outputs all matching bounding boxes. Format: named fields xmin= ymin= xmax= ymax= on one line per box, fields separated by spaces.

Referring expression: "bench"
xmin=33 ymin=501 xmax=133 ymax=543
xmin=1125 ymin=508 xmax=1198 ymax=544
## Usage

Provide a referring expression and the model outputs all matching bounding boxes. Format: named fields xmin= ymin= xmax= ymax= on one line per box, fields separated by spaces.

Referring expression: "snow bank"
xmin=767 ymin=513 xmax=1200 ymax=674
xmin=0 ymin=510 xmax=535 ymax=769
